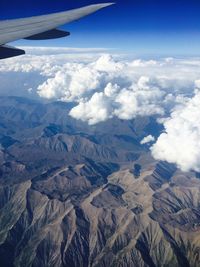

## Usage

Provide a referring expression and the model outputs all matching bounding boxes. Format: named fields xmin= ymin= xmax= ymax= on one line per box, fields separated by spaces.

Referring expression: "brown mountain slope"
xmin=0 ymin=97 xmax=199 ymax=267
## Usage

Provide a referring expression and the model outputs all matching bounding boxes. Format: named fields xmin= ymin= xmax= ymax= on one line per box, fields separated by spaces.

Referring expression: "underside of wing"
xmin=25 ymin=29 xmax=70 ymax=40
xmin=0 ymin=45 xmax=25 ymax=59
xmin=0 ymin=3 xmax=114 ymax=46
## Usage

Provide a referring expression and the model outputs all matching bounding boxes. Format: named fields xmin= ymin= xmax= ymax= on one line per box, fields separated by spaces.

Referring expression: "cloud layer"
xmin=1 ymin=48 xmax=200 ymax=172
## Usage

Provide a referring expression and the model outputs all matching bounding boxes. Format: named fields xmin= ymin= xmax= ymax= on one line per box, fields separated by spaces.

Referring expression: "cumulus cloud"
xmin=92 ymin=54 xmax=124 ymax=72
xmin=38 ymin=66 xmax=102 ymax=101
xmin=141 ymin=135 xmax=155 ymax=145
xmin=69 ymin=92 xmax=111 ymax=125
xmin=151 ymin=89 xmax=200 ymax=172
xmin=69 ymin=76 xmax=165 ymax=124
xmin=2 ymin=48 xmax=200 ymax=171
xmin=113 ymin=77 xmax=165 ymax=120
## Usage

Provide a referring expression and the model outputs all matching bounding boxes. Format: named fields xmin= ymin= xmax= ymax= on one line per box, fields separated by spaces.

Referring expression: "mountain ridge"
xmin=0 ymin=97 xmax=199 ymax=267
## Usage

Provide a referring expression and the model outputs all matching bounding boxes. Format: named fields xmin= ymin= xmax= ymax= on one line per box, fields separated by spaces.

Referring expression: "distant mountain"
xmin=0 ymin=97 xmax=199 ymax=267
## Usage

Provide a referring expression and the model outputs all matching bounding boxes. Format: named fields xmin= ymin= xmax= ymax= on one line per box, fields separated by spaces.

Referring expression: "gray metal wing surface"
xmin=0 ymin=3 xmax=113 ymax=59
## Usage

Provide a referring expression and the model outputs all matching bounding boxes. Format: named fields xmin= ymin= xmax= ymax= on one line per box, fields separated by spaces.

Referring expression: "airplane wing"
xmin=0 ymin=3 xmax=114 ymax=59
xmin=0 ymin=45 xmax=25 ymax=59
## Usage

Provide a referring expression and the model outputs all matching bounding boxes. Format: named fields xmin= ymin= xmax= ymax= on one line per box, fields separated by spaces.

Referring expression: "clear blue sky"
xmin=1 ymin=0 xmax=200 ymax=55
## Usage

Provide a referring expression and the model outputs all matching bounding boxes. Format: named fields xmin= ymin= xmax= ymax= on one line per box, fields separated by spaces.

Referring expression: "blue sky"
xmin=1 ymin=0 xmax=200 ymax=55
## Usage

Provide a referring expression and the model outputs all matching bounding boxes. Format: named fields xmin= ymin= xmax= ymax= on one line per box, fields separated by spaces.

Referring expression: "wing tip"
xmin=94 ymin=3 xmax=116 ymax=8
xmin=100 ymin=2 xmax=116 ymax=6
xmin=83 ymin=2 xmax=115 ymax=14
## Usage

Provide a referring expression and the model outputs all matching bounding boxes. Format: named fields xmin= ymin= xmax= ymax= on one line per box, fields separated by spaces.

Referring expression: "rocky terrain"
xmin=0 ymin=96 xmax=200 ymax=267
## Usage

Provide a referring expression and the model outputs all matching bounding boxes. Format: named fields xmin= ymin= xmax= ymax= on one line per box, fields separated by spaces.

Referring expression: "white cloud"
xmin=104 ymin=82 xmax=120 ymax=97
xmin=69 ymin=92 xmax=111 ymax=125
xmin=38 ymin=66 xmax=102 ymax=101
xmin=141 ymin=135 xmax=155 ymax=145
xmin=19 ymin=46 xmax=108 ymax=55
xmin=69 ymin=76 xmax=165 ymax=124
xmin=151 ymin=90 xmax=200 ymax=172
xmin=130 ymin=59 xmax=158 ymax=67
xmin=92 ymin=54 xmax=124 ymax=72
xmin=2 ymin=50 xmax=200 ymax=172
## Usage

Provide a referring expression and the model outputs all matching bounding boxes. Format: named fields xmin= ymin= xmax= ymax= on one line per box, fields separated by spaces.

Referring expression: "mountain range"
xmin=0 ymin=96 xmax=199 ymax=267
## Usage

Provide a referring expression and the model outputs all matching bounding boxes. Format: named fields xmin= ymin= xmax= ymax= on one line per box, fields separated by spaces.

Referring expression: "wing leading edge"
xmin=0 ymin=3 xmax=114 ymax=59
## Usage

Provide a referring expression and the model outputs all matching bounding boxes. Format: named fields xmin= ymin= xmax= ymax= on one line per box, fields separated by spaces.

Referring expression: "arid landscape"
xmin=0 ymin=96 xmax=199 ymax=267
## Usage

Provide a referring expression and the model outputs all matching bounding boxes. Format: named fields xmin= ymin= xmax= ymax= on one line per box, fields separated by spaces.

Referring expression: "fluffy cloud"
xmin=151 ymin=89 xmax=200 ymax=172
xmin=2 ymin=48 xmax=200 ymax=171
xmin=113 ymin=77 xmax=165 ymax=120
xmin=69 ymin=77 xmax=165 ymax=124
xmin=141 ymin=135 xmax=155 ymax=145
xmin=92 ymin=54 xmax=124 ymax=72
xmin=38 ymin=66 xmax=102 ymax=101
xmin=69 ymin=92 xmax=111 ymax=125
